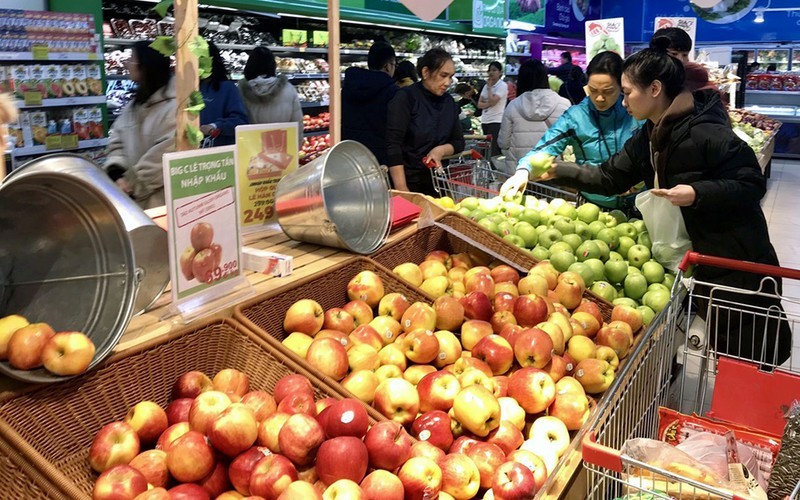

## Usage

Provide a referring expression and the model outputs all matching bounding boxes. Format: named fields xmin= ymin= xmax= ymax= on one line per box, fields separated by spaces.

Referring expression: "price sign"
xmin=32 ymin=44 xmax=49 ymax=60
xmin=282 ymin=29 xmax=307 ymax=47
xmin=313 ymin=31 xmax=329 ymax=47
xmin=44 ymin=135 xmax=62 ymax=150
xmin=162 ymin=146 xmax=247 ymax=311
xmin=235 ymin=123 xmax=300 ymax=235
xmin=61 ymin=134 xmax=79 ymax=150
xmin=23 ymin=91 xmax=43 ymax=106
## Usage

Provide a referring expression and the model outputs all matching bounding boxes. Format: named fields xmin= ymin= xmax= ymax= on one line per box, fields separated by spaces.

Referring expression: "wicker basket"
xmin=0 ymin=318 xmax=368 ymax=499
xmin=0 ymin=432 xmax=65 ymax=499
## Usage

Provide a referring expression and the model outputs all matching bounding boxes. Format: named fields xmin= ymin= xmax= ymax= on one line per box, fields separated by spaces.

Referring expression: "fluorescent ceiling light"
xmin=505 ymin=20 xmax=537 ymax=32
xmin=754 ymin=10 xmax=764 ymax=22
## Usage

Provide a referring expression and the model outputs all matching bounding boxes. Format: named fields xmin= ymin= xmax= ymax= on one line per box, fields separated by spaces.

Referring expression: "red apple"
xmin=277 ymin=480 xmax=323 ymax=500
xmin=543 ymin=354 xmax=570 ymax=383
xmin=343 ymin=300 xmax=374 ymax=327
xmin=228 ymin=446 xmax=271 ymax=495
xmin=210 ymin=403 xmax=259 ymax=457
xmin=168 ymin=483 xmax=210 ymax=500
xmin=398 ymin=457 xmax=442 ymax=500
xmin=257 ymin=412 xmax=290 ymax=453
xmin=513 ymin=295 xmax=548 ymax=328
xmin=433 ymin=296 xmax=465 ymax=331
xmin=574 ymin=358 xmax=615 ymax=394
xmin=166 ymin=398 xmax=194 ymax=425
xmin=316 ymin=436 xmax=369 ymax=485
xmin=499 ymin=324 xmax=524 ymax=351
xmin=437 ymin=452 xmax=480 ymax=500
xmin=360 ymin=469 xmax=404 ymax=500
xmin=155 ymin=422 xmax=190 ymax=453
xmin=513 ymin=328 xmax=554 ymax=369
xmin=378 ymin=293 xmax=411 ymax=321
xmin=284 ymin=299 xmax=325 ymax=336
xmin=416 ymin=370 xmax=461 ymax=413
xmin=273 ymin=374 xmax=314 ymax=404
xmin=213 ymin=368 xmax=250 ymax=402
xmin=323 ymin=307 xmax=356 ymax=334
xmin=492 ymin=460 xmax=538 ymax=500
xmin=460 ymin=319 xmax=493 ymax=351
xmin=306 ymin=338 xmax=349 ymax=381
xmin=399 ymin=328 xmax=439 ymax=364
xmin=347 ymin=270 xmax=385 ymax=307
xmin=507 ymin=367 xmax=556 ymax=415
xmin=460 ymin=292 xmax=493 ymax=322
xmin=466 ymin=442 xmax=506 ymax=489
xmin=411 ymin=410 xmax=453 ymax=452
xmin=449 ymin=435 xmax=480 ymax=455
xmin=400 ymin=302 xmax=436 ymax=333
xmin=372 ymin=378 xmax=419 ymax=426
xmin=486 ymin=421 xmax=524 ymax=455
xmin=507 ymin=449 xmax=548 ymax=491
xmin=89 ymin=421 xmax=141 ymax=473
xmin=129 ymin=449 xmax=169 ymax=488
xmin=278 ymin=413 xmax=326 ymax=466
xmin=249 ymin=453 xmax=298 ymax=499
xmin=348 ymin=324 xmax=383 ymax=352
xmin=189 ymin=390 xmax=232 ymax=435
xmin=172 ymin=370 xmax=212 ymax=400
xmin=574 ymin=300 xmax=604 ymax=327
xmin=491 ymin=264 xmax=520 ymax=285
xmin=490 ymin=311 xmax=517 ymax=335
xmin=40 ymin=331 xmax=95 ymax=375
xmin=276 ymin=391 xmax=316 ymax=417
xmin=363 ymin=420 xmax=412 ymax=471
xmin=241 ymin=391 xmax=277 ymax=422
xmin=93 ymin=465 xmax=148 ymax=500
xmin=596 ymin=321 xmax=633 ymax=359
xmin=7 ymin=323 xmax=55 ymax=370
xmin=465 ymin=272 xmax=495 ymax=298
xmin=166 ymin=430 xmax=215 ymax=483
xmin=322 ymin=398 xmax=369 ymax=439
xmin=472 ymin=335 xmax=514 ymax=375
xmin=124 ymin=401 xmax=168 ymax=445
xmin=199 ymin=460 xmax=231 ymax=498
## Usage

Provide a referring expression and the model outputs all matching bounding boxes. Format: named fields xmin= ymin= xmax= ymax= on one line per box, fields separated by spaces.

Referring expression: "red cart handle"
xmin=423 ymin=149 xmax=484 ymax=168
xmin=581 ymin=432 xmax=623 ymax=473
xmin=678 ymin=251 xmax=800 ymax=280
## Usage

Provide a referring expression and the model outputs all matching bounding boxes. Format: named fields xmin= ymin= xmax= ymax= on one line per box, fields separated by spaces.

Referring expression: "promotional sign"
xmin=235 ymin=123 xmax=299 ymax=234
xmin=654 ymin=17 xmax=697 ymax=60
xmin=472 ymin=0 xmax=506 ymax=35
xmin=585 ymin=17 xmax=625 ymax=60
xmin=163 ymin=146 xmax=246 ymax=313
xmin=363 ymin=0 xmax=451 ymax=20
xmin=507 ymin=0 xmax=546 ymax=27
xmin=545 ymin=0 xmax=602 ymax=33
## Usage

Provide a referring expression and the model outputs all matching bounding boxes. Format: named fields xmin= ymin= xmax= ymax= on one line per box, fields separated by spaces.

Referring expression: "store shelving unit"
xmin=14 ymin=96 xmax=107 ymax=110
xmin=10 ymin=138 xmax=109 ymax=158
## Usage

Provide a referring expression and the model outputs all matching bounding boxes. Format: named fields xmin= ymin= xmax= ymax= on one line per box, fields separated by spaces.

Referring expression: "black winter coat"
xmin=554 ymin=90 xmax=790 ymax=363
xmin=342 ymin=67 xmax=398 ymax=165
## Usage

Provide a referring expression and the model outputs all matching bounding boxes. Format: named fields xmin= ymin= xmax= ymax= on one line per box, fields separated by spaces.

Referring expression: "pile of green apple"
xmin=452 ymin=195 xmax=674 ymax=319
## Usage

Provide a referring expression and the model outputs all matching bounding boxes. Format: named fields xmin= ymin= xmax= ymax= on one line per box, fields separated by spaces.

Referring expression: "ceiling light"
xmin=754 ymin=10 xmax=765 ymax=23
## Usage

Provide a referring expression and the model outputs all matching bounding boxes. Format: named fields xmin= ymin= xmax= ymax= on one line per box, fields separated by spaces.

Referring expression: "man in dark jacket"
xmin=342 ymin=42 xmax=398 ymax=165
xmin=548 ymin=52 xmax=582 ymax=83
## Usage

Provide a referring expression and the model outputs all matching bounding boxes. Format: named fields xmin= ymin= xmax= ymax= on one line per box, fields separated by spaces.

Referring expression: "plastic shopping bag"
xmin=635 ymin=189 xmax=691 ymax=272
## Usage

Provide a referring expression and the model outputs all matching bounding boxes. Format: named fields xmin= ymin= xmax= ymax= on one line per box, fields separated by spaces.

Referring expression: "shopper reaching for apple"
xmin=386 ymin=48 xmax=465 ymax=195
xmin=501 ymin=40 xmax=792 ymax=365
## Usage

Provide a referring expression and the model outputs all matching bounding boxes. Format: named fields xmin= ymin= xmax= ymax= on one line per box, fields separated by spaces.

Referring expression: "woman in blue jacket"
xmin=199 ymin=41 xmax=249 ymax=147
xmin=518 ymin=51 xmax=642 ymax=210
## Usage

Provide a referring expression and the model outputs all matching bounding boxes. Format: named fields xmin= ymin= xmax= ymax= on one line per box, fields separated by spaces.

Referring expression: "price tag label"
xmin=282 ymin=29 xmax=307 ymax=48
xmin=61 ymin=134 xmax=79 ymax=150
xmin=23 ymin=91 xmax=43 ymax=106
xmin=313 ymin=31 xmax=329 ymax=47
xmin=32 ymin=44 xmax=50 ymax=60
xmin=88 ymin=53 xmax=98 ymax=60
xmin=45 ymin=135 xmax=63 ymax=150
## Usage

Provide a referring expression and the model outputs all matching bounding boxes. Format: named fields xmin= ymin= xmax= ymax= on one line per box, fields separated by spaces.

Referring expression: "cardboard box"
xmin=242 ymin=247 xmax=293 ymax=277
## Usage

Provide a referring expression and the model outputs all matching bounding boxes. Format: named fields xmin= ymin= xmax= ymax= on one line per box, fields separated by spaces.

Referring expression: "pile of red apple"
xmin=303 ymin=112 xmax=330 ymax=132
xmin=0 ymin=314 xmax=96 ymax=376
xmin=277 ymin=261 xmax=644 ymax=497
xmin=299 ymin=135 xmax=331 ymax=165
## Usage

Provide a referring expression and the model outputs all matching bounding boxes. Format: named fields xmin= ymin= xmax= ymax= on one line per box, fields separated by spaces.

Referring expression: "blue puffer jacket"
xmin=518 ymin=95 xmax=642 ymax=208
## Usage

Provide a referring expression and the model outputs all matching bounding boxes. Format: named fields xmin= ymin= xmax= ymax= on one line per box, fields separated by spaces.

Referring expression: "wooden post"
xmin=328 ymin=0 xmax=341 ymax=145
xmin=174 ymin=0 xmax=199 ymax=152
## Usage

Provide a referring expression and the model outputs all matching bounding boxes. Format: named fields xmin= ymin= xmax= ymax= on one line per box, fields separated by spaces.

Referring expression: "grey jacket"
xmin=238 ymin=75 xmax=304 ymax=139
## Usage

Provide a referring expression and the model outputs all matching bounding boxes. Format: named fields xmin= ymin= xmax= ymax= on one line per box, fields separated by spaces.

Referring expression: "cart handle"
xmin=678 ymin=251 xmax=800 ymax=280
xmin=581 ymin=432 xmax=623 ymax=473
xmin=423 ymin=149 xmax=484 ymax=168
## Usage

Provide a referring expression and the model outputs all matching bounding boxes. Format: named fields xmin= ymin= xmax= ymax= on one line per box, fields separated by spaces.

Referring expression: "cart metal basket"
xmin=582 ymin=251 xmax=800 ymax=499
xmin=428 ymin=149 xmax=583 ymax=205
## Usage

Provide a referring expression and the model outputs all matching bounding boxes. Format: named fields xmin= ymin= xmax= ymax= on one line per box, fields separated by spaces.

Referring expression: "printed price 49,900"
xmin=200 ymin=259 xmax=239 ymax=284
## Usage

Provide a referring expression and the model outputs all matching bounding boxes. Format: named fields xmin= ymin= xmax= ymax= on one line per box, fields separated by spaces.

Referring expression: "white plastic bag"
xmin=676 ymin=432 xmax=767 ymax=492
xmin=635 ymin=183 xmax=692 ymax=272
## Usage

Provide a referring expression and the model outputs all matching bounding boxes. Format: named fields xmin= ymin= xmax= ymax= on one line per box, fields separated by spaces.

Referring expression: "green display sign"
xmin=473 ymin=0 xmax=506 ymax=34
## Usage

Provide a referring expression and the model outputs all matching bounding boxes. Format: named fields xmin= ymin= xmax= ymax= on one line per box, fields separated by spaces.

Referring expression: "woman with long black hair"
xmin=105 ymin=41 xmax=175 ymax=208
xmin=199 ymin=41 xmax=248 ymax=146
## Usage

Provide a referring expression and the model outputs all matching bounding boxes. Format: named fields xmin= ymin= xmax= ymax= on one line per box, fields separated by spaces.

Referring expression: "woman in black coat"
xmin=386 ymin=48 xmax=465 ymax=196
xmin=502 ymin=42 xmax=792 ymax=365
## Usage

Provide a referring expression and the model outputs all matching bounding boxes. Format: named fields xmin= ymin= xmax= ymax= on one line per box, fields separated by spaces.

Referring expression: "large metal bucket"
xmin=275 ymin=140 xmax=392 ymax=254
xmin=0 ymin=172 xmax=138 ymax=383
xmin=4 ymin=154 xmax=169 ymax=314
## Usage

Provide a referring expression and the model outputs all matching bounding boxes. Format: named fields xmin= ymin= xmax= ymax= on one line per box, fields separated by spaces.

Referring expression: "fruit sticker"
xmin=162 ymin=146 xmax=247 ymax=310
xmin=235 ymin=123 xmax=300 ymax=233
xmin=584 ymin=17 xmax=624 ymax=60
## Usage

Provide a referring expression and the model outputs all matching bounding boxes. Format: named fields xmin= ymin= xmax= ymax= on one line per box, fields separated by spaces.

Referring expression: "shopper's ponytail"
xmin=623 ymin=42 xmax=685 ymax=99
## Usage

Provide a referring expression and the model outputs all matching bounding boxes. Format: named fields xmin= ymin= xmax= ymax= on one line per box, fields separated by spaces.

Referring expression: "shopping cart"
xmin=581 ymin=251 xmax=800 ymax=499
xmin=464 ymin=134 xmax=492 ymax=160
xmin=427 ymin=150 xmax=583 ymax=205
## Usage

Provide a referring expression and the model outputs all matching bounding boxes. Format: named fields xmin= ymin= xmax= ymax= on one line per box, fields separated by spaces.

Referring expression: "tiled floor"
xmin=674 ymin=158 xmax=800 ymax=412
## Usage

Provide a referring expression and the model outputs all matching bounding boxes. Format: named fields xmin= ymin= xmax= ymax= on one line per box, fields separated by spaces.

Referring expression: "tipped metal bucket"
xmin=275 ymin=141 xmax=392 ymax=254
xmin=4 ymin=154 xmax=169 ymax=314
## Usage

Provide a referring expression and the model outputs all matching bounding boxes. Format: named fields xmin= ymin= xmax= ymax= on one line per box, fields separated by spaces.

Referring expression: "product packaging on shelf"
xmin=29 ymin=110 xmax=47 ymax=146
xmin=71 ymin=65 xmax=89 ymax=96
xmin=0 ymin=66 xmax=10 ymax=94
xmin=242 ymin=247 xmax=293 ymax=277
xmin=11 ymin=65 xmax=29 ymax=97
xmin=43 ymin=64 xmax=61 ymax=98
xmin=86 ymin=64 xmax=102 ymax=96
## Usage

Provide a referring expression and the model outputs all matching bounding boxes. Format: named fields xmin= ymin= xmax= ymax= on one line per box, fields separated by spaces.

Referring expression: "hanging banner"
xmin=162 ymin=146 xmax=246 ymax=314
xmin=654 ymin=17 xmax=697 ymax=60
xmin=546 ymin=0 xmax=602 ymax=33
xmin=472 ymin=0 xmax=506 ymax=35
xmin=585 ymin=17 xmax=625 ymax=60
xmin=235 ymin=123 xmax=299 ymax=234
xmin=394 ymin=0 xmax=454 ymax=20
xmin=507 ymin=0 xmax=546 ymax=27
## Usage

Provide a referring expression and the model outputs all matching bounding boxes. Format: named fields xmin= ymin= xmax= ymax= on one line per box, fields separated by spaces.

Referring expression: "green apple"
xmin=479 ymin=196 xmax=503 ymax=214
xmin=487 ymin=213 xmax=505 ymax=225
xmin=613 ymin=297 xmax=640 ymax=308
xmin=555 ymin=203 xmax=578 ymax=221
xmin=457 ymin=207 xmax=472 ymax=217
xmin=588 ymin=220 xmax=607 ymax=239
xmin=604 ymin=260 xmax=628 ymax=285
xmin=538 ymin=208 xmax=554 ymax=226
xmin=615 ymin=222 xmax=638 ymax=240
xmin=497 ymin=221 xmax=515 ymax=237
xmin=568 ymin=262 xmax=594 ymax=287
xmin=608 ymin=251 xmax=624 ymax=262
xmin=549 ymin=198 xmax=568 ymax=211
xmin=519 ymin=208 xmax=540 ymax=226
xmin=637 ymin=231 xmax=652 ymax=249
xmin=503 ymin=234 xmax=526 ymax=248
xmin=531 ymin=245 xmax=551 ymax=261
xmin=551 ymin=251 xmax=576 ymax=273
xmin=583 ymin=258 xmax=606 ymax=283
xmin=592 ymin=239 xmax=610 ymax=261
xmin=504 ymin=203 xmax=524 ymax=218
xmin=599 ymin=212 xmax=618 ymax=228
xmin=642 ymin=261 xmax=665 ymax=285
xmin=623 ymin=273 xmax=648 ymax=301
xmin=553 ymin=217 xmax=576 ymax=235
xmin=461 ymin=197 xmax=480 ymax=211
xmin=574 ymin=220 xmax=592 ymax=241
xmin=562 ymin=233 xmax=583 ymax=251
xmin=576 ymin=240 xmax=601 ymax=262
xmin=502 ymin=190 xmax=524 ymax=204
xmin=478 ymin=218 xmax=498 ymax=234
xmin=524 ymin=196 xmax=540 ymax=209
xmin=576 ymin=203 xmax=601 ymax=223
xmin=506 ymin=217 xmax=520 ymax=226
xmin=514 ymin=222 xmax=539 ymax=248
xmin=469 ymin=209 xmax=487 ymax=222
xmin=627 ymin=245 xmax=652 ymax=269
xmin=662 ymin=273 xmax=676 ymax=291
xmin=590 ymin=281 xmax=617 ymax=302
xmin=609 ymin=209 xmax=628 ymax=224
xmin=528 ymin=151 xmax=554 ymax=178
xmin=637 ymin=305 xmax=656 ymax=326
xmin=631 ymin=219 xmax=647 ymax=234
xmin=535 ymin=224 xmax=549 ymax=235
xmin=617 ymin=236 xmax=636 ymax=259
xmin=596 ymin=228 xmax=620 ymax=251
xmin=626 ymin=265 xmax=642 ymax=275
xmin=647 ymin=283 xmax=670 ymax=294
xmin=538 ymin=228 xmax=563 ymax=249
xmin=549 ymin=241 xmax=574 ymax=256
xmin=643 ymin=289 xmax=670 ymax=313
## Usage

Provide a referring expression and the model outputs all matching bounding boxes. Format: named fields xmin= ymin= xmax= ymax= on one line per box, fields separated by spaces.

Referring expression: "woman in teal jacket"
xmin=518 ymin=51 xmax=642 ymax=210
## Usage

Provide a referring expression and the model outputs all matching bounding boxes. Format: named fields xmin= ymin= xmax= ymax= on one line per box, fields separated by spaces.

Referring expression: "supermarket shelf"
xmin=107 ymin=74 xmax=132 ymax=80
xmin=15 ymin=96 xmax=107 ymax=109
xmin=287 ymin=73 xmax=330 ymax=80
xmin=301 ymin=101 xmax=329 ymax=108
xmin=747 ymin=90 xmax=800 ymax=95
xmin=0 ymin=50 xmax=101 ymax=61
xmin=506 ymin=52 xmax=532 ymax=57
xmin=304 ymin=129 xmax=329 ymax=136
xmin=11 ymin=138 xmax=108 ymax=157
xmin=456 ymin=72 xmax=483 ymax=78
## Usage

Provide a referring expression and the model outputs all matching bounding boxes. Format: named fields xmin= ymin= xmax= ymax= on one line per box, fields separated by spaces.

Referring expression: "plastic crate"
xmin=0 ymin=318 xmax=365 ymax=499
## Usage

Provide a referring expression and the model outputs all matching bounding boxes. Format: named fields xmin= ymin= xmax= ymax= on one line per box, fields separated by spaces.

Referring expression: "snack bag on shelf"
xmin=30 ymin=110 xmax=47 ymax=145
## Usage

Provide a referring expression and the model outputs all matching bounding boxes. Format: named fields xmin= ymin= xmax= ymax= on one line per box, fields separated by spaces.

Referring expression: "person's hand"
xmin=200 ymin=123 xmax=217 ymax=136
xmin=115 ymin=177 xmax=132 ymax=195
xmin=499 ymin=170 xmax=530 ymax=200
xmin=650 ymin=184 xmax=696 ymax=207
xmin=426 ymin=145 xmax=450 ymax=168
